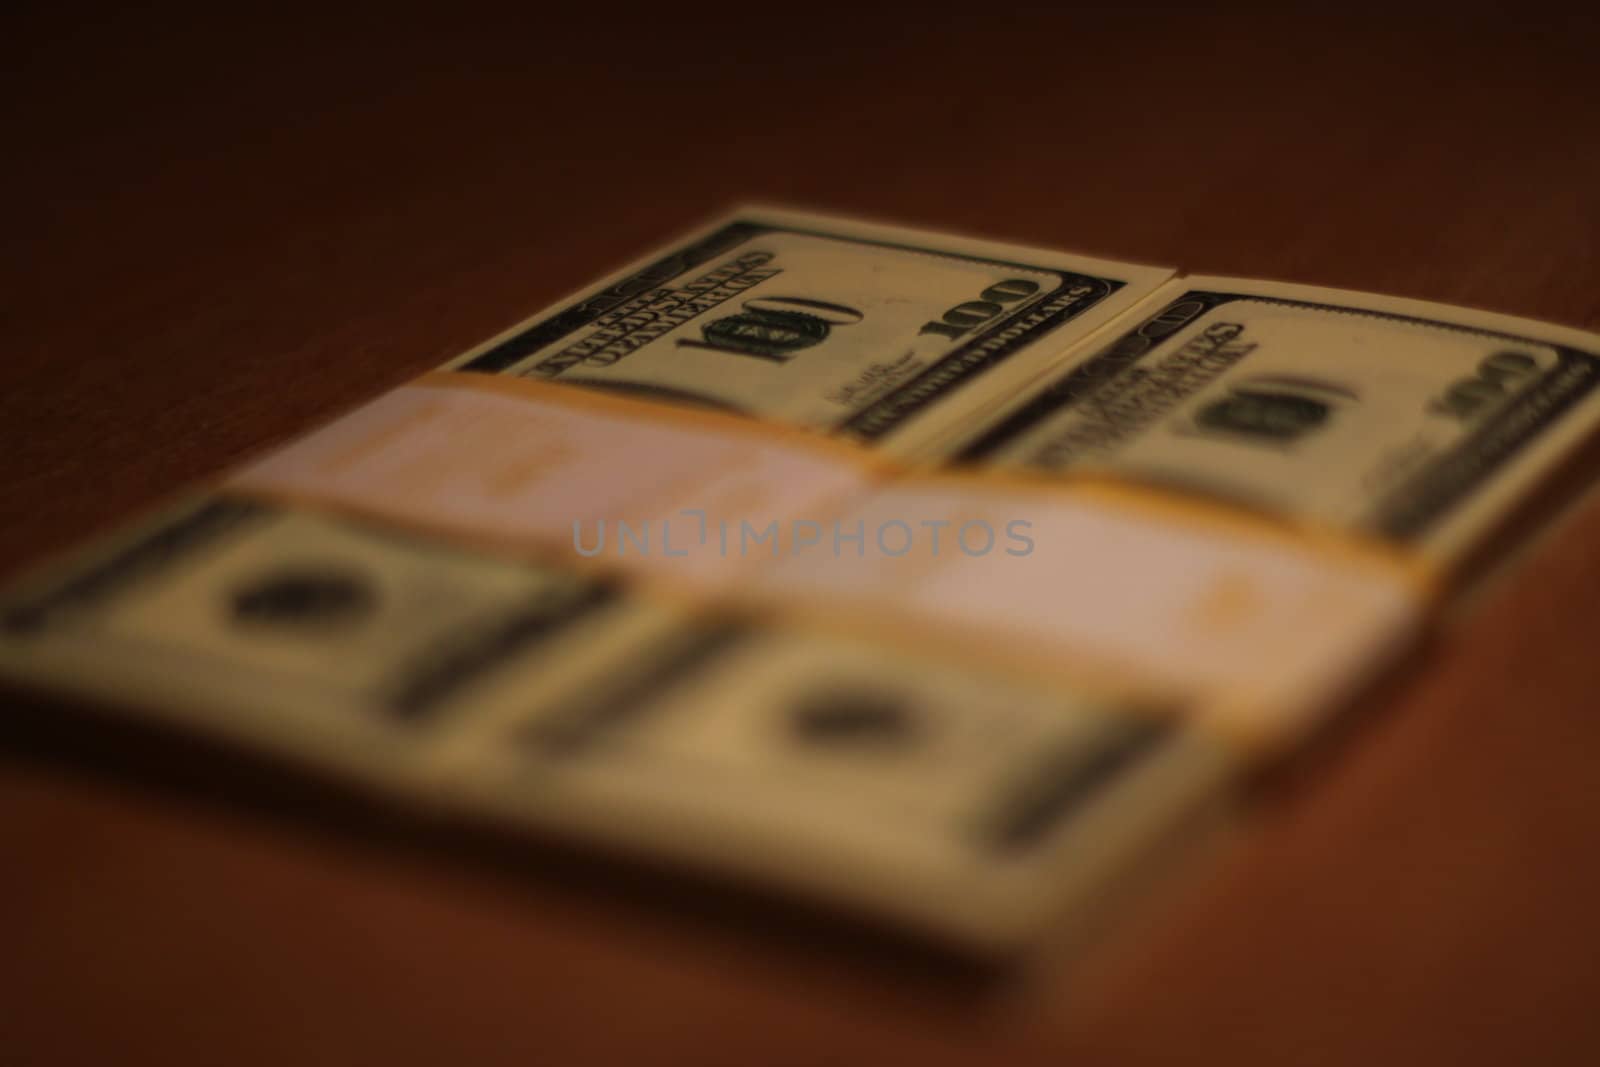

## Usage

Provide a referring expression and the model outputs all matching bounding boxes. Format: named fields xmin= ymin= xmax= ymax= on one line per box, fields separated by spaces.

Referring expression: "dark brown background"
xmin=4 ymin=5 xmax=1600 ymax=1064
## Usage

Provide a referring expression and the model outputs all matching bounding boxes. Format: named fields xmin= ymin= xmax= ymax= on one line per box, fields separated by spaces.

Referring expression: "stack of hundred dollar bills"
xmin=5 ymin=208 xmax=1598 ymax=954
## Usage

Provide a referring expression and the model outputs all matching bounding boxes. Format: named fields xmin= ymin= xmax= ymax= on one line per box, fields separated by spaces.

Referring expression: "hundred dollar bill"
xmin=0 ymin=210 xmax=1170 ymax=777
xmin=956 ymin=277 xmax=1600 ymax=563
xmin=447 ymin=207 xmax=1173 ymax=457
xmin=0 ymin=496 xmax=680 ymax=790
xmin=447 ymin=614 xmax=1233 ymax=951
xmin=0 ymin=490 xmax=1233 ymax=953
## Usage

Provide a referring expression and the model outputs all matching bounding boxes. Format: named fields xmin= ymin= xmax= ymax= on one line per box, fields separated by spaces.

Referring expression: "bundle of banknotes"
xmin=5 ymin=208 xmax=1599 ymax=953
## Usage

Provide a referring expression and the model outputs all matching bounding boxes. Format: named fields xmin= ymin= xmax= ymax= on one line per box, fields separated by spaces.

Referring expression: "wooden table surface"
xmin=4 ymin=7 xmax=1600 ymax=1064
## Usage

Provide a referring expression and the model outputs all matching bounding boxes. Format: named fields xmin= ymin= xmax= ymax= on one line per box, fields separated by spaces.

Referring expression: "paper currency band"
xmin=226 ymin=371 xmax=1431 ymax=576
xmin=222 ymin=370 xmax=1435 ymax=750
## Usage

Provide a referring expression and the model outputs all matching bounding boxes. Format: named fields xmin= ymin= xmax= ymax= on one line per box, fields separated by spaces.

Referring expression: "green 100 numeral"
xmin=918 ymin=278 xmax=1040 ymax=340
